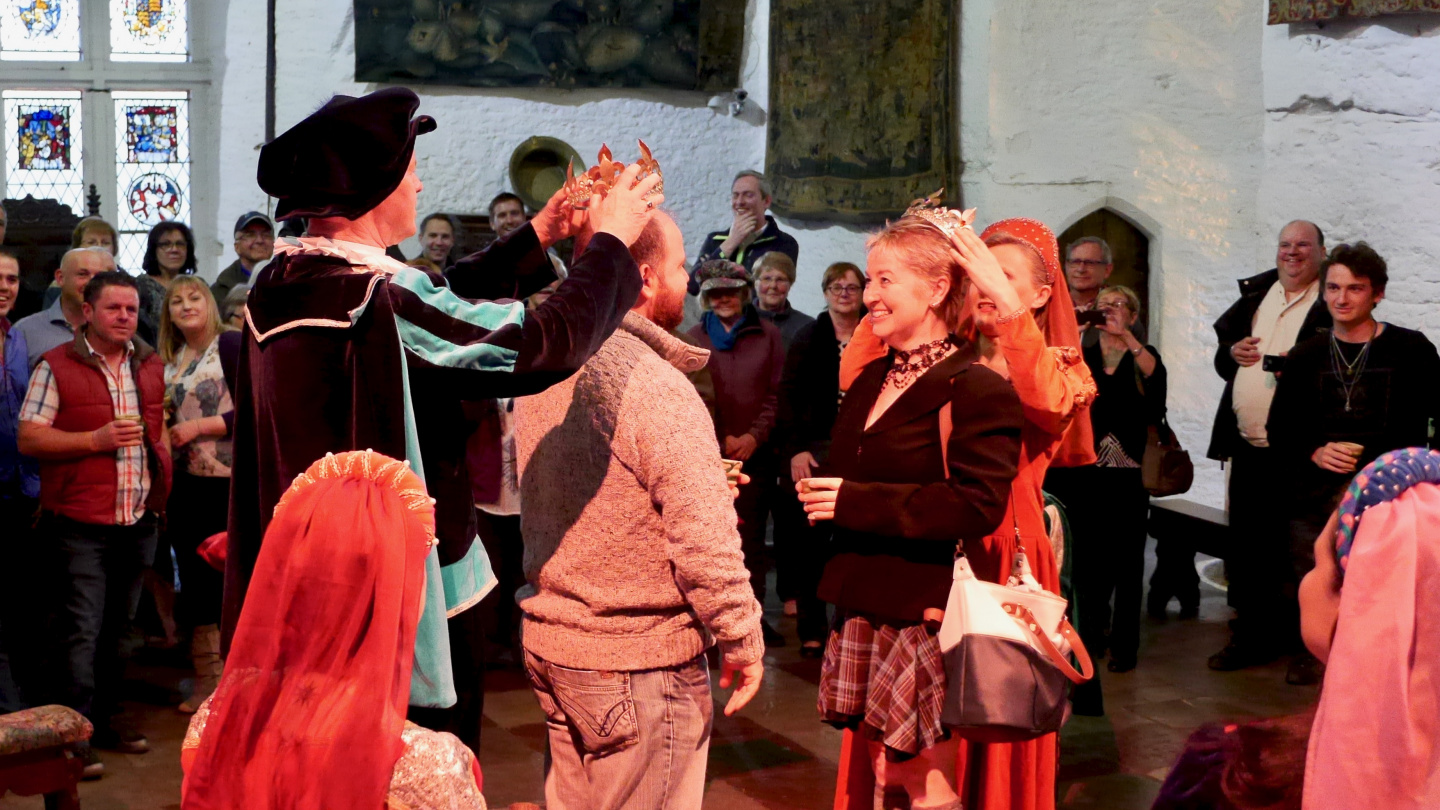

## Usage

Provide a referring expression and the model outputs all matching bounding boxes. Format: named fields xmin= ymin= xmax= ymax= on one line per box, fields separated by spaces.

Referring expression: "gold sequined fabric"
xmin=388 ymin=724 xmax=488 ymax=810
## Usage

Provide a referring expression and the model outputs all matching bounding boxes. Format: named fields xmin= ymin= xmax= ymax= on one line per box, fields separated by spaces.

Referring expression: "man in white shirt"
xmin=1205 ymin=220 xmax=1330 ymax=672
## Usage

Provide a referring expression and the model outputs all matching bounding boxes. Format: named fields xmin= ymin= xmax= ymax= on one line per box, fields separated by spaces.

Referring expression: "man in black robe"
xmin=225 ymin=88 xmax=663 ymax=727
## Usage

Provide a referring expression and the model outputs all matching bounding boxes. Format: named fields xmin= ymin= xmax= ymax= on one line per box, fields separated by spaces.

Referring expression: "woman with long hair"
xmin=800 ymin=212 xmax=1025 ymax=810
xmin=159 ymin=276 xmax=239 ymax=713
xmin=832 ymin=213 xmax=1097 ymax=810
xmin=180 ymin=450 xmax=487 ymax=809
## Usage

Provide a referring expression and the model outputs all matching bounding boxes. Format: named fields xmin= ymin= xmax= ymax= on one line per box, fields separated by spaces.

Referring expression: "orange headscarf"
xmin=979 ymin=218 xmax=1096 ymax=468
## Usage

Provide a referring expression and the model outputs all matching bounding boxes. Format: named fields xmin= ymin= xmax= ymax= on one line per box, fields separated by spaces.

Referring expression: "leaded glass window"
xmin=1 ymin=0 xmax=81 ymax=60
xmin=3 ymin=90 xmax=85 ymax=214
xmin=109 ymin=0 xmax=186 ymax=62
xmin=113 ymin=91 xmax=188 ymax=270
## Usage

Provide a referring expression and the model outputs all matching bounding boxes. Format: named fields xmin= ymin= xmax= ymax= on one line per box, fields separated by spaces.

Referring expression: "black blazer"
xmin=817 ymin=340 xmax=1024 ymax=621
xmin=1206 ymin=268 xmax=1328 ymax=461
xmin=777 ymin=310 xmax=845 ymax=463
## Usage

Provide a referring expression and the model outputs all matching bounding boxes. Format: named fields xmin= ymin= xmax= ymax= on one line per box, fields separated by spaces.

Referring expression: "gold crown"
xmin=903 ymin=188 xmax=976 ymax=238
xmin=563 ymin=140 xmax=663 ymax=209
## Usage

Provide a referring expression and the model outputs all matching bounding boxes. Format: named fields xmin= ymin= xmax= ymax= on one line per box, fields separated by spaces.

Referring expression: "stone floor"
xmin=1 ymin=542 xmax=1319 ymax=810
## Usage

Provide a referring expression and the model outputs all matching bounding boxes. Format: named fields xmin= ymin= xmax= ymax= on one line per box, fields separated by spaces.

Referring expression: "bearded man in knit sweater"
xmin=515 ymin=209 xmax=765 ymax=810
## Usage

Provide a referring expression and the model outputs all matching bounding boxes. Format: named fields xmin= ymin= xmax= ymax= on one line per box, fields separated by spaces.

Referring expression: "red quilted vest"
xmin=37 ymin=334 xmax=172 ymax=525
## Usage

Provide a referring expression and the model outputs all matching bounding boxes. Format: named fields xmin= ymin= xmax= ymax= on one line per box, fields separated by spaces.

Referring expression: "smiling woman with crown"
xmin=814 ymin=194 xmax=1097 ymax=810
xmin=224 ymin=87 xmax=663 ymax=757
xmin=794 ymin=190 xmax=1026 ymax=810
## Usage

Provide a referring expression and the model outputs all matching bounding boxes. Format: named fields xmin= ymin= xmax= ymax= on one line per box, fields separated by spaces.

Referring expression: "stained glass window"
xmin=3 ymin=90 xmax=85 ymax=214
xmin=109 ymin=0 xmax=187 ymax=62
xmin=114 ymin=91 xmax=189 ymax=270
xmin=1 ymin=0 xmax=82 ymax=61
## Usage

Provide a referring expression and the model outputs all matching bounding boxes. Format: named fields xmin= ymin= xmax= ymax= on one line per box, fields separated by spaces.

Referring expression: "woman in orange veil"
xmin=179 ymin=450 xmax=487 ymax=810
xmin=834 ymin=216 xmax=1096 ymax=810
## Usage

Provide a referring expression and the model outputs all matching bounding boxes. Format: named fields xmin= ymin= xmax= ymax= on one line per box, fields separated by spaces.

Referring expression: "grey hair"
xmin=1066 ymin=236 xmax=1112 ymax=265
xmin=733 ymin=170 xmax=772 ymax=200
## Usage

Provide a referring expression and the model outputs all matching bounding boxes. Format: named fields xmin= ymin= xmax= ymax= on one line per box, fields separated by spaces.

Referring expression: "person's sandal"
xmin=799 ymin=641 xmax=824 ymax=660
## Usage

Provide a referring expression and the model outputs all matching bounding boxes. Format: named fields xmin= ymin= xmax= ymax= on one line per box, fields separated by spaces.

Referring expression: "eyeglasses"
xmin=158 ymin=240 xmax=187 ymax=250
xmin=1066 ymin=259 xmax=1108 ymax=269
xmin=236 ymin=231 xmax=272 ymax=242
xmin=826 ymin=284 xmax=863 ymax=295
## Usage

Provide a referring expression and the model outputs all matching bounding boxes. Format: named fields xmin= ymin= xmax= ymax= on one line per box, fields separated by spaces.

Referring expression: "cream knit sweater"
xmin=514 ymin=312 xmax=765 ymax=670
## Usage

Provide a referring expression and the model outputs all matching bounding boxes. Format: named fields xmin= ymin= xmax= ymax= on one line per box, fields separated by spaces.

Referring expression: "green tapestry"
xmin=766 ymin=0 xmax=955 ymax=223
xmin=1270 ymin=0 xmax=1440 ymax=23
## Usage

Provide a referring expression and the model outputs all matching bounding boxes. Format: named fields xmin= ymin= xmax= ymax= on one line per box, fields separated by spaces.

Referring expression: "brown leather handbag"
xmin=1142 ymin=419 xmax=1194 ymax=497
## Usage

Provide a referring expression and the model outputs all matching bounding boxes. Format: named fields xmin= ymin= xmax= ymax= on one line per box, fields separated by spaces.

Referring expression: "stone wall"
xmin=1260 ymin=15 xmax=1440 ymax=337
xmin=959 ymin=0 xmax=1267 ymax=507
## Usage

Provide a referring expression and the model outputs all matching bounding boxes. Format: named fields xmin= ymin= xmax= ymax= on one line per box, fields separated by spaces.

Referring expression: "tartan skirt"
xmin=817 ymin=612 xmax=949 ymax=760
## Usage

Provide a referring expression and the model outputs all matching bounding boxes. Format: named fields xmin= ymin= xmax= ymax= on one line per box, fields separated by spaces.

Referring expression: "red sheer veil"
xmin=182 ymin=451 xmax=437 ymax=810
xmin=980 ymin=218 xmax=1097 ymax=467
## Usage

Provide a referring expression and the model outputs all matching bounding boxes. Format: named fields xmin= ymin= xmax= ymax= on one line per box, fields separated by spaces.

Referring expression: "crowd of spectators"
xmin=1 ymin=158 xmax=1437 ymax=809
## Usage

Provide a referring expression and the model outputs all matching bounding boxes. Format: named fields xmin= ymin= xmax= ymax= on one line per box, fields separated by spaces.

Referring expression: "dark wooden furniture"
xmin=0 ymin=705 xmax=92 ymax=810
xmin=1 ymin=195 xmax=83 ymax=322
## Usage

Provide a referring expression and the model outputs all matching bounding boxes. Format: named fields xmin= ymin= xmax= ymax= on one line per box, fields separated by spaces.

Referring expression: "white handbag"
xmin=933 ymin=399 xmax=1094 ymax=742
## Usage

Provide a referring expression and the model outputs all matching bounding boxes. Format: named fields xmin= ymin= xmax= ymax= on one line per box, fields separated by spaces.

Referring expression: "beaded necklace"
xmin=885 ymin=337 xmax=954 ymax=390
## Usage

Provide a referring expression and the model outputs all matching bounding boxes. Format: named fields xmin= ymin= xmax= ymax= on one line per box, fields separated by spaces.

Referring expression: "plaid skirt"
xmin=817 ymin=613 xmax=948 ymax=760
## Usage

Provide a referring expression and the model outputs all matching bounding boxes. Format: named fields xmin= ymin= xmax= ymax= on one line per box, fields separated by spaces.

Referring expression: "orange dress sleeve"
xmin=990 ymin=312 xmax=1097 ymax=436
xmin=838 ymin=316 xmax=887 ymax=391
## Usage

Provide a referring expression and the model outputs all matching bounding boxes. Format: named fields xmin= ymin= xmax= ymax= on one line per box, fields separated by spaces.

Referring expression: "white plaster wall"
xmin=207 ymin=0 xmax=271 ymax=280
xmin=1260 ymin=15 xmax=1440 ymax=338
xmin=959 ymin=0 xmax=1266 ymax=507
xmin=212 ymin=0 xmax=870 ymax=314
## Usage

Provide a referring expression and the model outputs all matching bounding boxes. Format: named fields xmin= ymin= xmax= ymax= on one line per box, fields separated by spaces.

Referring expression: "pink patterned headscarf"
xmin=1304 ymin=479 xmax=1440 ymax=809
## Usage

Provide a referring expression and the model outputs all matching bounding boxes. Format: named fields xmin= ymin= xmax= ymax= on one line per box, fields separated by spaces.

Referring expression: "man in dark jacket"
xmin=226 ymin=88 xmax=660 ymax=733
xmin=691 ymin=170 xmax=799 ymax=294
xmin=1205 ymin=220 xmax=1330 ymax=672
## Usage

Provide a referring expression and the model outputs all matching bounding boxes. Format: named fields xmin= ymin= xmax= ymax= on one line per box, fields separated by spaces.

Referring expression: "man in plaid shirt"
xmin=17 ymin=270 xmax=172 ymax=779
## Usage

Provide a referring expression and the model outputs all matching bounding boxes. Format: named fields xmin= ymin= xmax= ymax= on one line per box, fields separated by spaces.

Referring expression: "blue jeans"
xmin=524 ymin=650 xmax=713 ymax=810
xmin=44 ymin=512 xmax=157 ymax=723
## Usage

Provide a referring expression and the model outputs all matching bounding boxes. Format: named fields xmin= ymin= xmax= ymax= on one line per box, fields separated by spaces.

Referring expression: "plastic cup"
xmin=1335 ymin=441 xmax=1365 ymax=458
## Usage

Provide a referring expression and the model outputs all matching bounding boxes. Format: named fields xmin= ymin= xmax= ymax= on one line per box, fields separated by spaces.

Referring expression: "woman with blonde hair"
xmin=830 ymin=209 xmax=1097 ymax=810
xmin=800 ymin=210 xmax=1025 ymax=810
xmin=159 ymin=276 xmax=240 ymax=712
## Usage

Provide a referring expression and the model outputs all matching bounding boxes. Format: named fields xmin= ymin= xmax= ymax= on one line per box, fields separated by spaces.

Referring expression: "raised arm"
xmin=833 ymin=372 xmax=1023 ymax=541
xmin=992 ymin=312 xmax=1097 ymax=436
xmin=389 ymin=234 xmax=642 ymax=400
xmin=445 ymin=223 xmax=556 ymax=301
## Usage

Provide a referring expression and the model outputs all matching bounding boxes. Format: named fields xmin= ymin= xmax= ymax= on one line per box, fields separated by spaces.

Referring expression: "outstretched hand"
xmin=590 ymin=163 xmax=664 ymax=248
xmin=530 ymin=183 xmax=587 ymax=249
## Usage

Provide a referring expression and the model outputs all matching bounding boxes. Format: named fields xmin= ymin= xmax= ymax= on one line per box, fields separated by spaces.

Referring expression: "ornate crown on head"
xmin=562 ymin=140 xmax=663 ymax=209
xmin=903 ymin=188 xmax=976 ymax=238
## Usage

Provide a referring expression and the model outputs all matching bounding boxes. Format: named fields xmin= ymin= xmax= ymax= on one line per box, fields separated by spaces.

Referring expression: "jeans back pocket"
xmin=547 ymin=664 xmax=639 ymax=757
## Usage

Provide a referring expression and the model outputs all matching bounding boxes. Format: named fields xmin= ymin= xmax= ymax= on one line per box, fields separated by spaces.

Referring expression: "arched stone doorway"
xmin=1058 ymin=209 xmax=1152 ymax=335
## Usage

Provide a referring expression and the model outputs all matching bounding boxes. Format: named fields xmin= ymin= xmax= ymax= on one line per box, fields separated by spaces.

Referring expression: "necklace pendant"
xmin=1345 ymin=401 xmax=1352 ymax=413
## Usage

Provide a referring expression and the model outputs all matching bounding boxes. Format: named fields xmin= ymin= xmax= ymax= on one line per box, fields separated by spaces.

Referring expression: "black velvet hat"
xmin=258 ymin=87 xmax=437 ymax=221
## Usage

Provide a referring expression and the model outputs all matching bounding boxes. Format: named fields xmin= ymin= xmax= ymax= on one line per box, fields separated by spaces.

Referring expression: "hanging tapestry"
xmin=1270 ymin=0 xmax=1440 ymax=23
xmin=766 ymin=0 xmax=954 ymax=222
xmin=353 ymin=0 xmax=744 ymax=91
